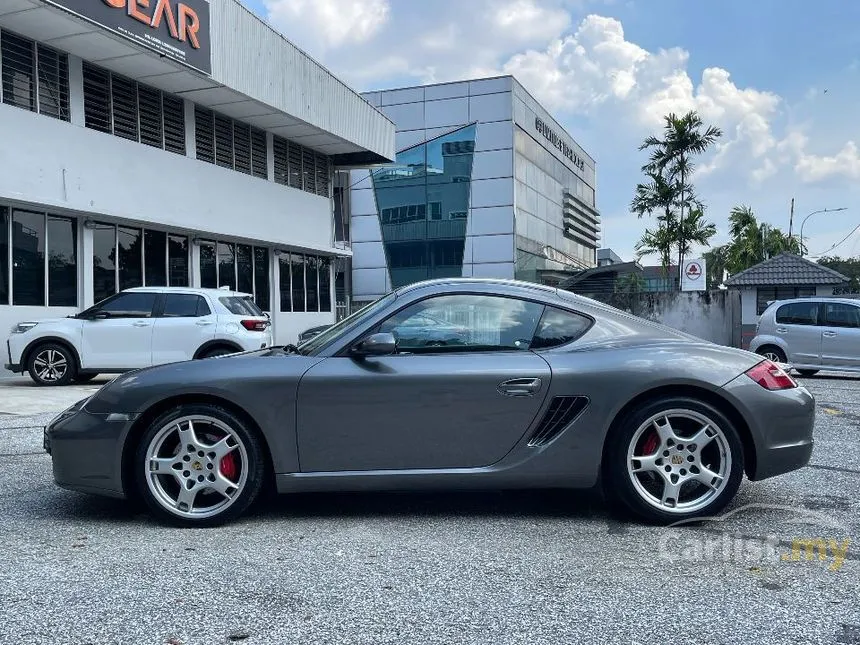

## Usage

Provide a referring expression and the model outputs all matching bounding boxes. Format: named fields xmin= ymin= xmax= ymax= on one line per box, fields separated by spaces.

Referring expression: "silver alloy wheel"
xmin=33 ymin=349 xmax=68 ymax=382
xmin=144 ymin=415 xmax=249 ymax=520
xmin=762 ymin=350 xmax=783 ymax=363
xmin=626 ymin=409 xmax=732 ymax=514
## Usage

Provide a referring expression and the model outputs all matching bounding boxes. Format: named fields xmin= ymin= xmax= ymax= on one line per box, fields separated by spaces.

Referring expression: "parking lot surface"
xmin=1 ymin=374 xmax=858 ymax=645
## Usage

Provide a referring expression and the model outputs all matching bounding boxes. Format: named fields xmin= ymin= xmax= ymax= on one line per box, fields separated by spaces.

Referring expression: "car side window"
xmin=97 ymin=292 xmax=157 ymax=318
xmin=530 ymin=307 xmax=592 ymax=350
xmin=775 ymin=302 xmax=819 ymax=326
xmin=823 ymin=303 xmax=860 ymax=329
xmin=162 ymin=294 xmax=210 ymax=318
xmin=378 ymin=294 xmax=544 ymax=353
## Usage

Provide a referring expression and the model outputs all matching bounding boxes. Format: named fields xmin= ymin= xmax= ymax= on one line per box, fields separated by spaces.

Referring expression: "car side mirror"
xmin=351 ymin=332 xmax=397 ymax=357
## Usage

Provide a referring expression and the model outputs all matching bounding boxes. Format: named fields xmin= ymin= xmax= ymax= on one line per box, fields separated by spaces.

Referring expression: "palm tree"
xmin=638 ymin=111 xmax=722 ymax=287
xmin=677 ymin=207 xmax=717 ymax=269
xmin=721 ymin=205 xmax=805 ymax=276
xmin=635 ymin=223 xmax=675 ymax=273
xmin=630 ymin=170 xmax=679 ymax=278
xmin=703 ymin=245 xmax=728 ymax=287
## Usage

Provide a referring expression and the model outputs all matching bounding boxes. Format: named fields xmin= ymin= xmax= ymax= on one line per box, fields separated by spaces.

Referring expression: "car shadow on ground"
xmin=252 ymin=487 xmax=611 ymax=523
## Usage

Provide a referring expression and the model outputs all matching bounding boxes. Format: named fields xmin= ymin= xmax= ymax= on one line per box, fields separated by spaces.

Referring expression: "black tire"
xmin=73 ymin=373 xmax=99 ymax=384
xmin=796 ymin=369 xmax=819 ymax=377
xmin=604 ymin=396 xmax=745 ymax=524
xmin=755 ymin=345 xmax=786 ymax=363
xmin=26 ymin=343 xmax=77 ymax=386
xmin=200 ymin=347 xmax=236 ymax=359
xmin=134 ymin=404 xmax=267 ymax=528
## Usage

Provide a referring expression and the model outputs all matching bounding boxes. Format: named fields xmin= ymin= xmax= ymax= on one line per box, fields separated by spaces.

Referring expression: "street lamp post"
xmin=799 ymin=207 xmax=848 ymax=256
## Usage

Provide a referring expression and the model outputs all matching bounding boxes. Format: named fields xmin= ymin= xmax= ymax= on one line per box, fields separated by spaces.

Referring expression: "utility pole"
xmin=788 ymin=198 xmax=795 ymax=238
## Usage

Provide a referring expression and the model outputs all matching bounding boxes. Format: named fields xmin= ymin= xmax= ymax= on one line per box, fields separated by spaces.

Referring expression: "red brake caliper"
xmin=220 ymin=451 xmax=237 ymax=481
xmin=642 ymin=431 xmax=659 ymax=456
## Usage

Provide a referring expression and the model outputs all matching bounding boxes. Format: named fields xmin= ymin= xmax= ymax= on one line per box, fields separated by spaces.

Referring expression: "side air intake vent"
xmin=528 ymin=396 xmax=589 ymax=447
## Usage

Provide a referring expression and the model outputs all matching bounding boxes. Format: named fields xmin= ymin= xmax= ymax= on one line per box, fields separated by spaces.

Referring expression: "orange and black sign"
xmin=46 ymin=0 xmax=211 ymax=74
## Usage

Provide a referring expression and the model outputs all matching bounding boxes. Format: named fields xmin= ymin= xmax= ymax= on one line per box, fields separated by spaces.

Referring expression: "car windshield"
xmin=219 ymin=296 xmax=264 ymax=316
xmin=298 ymin=292 xmax=396 ymax=356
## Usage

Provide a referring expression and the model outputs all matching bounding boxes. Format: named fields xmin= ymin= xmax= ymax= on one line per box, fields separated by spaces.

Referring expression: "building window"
xmin=278 ymin=252 xmax=332 ymax=313
xmin=756 ymin=286 xmax=816 ymax=315
xmin=0 ymin=207 xmax=77 ymax=307
xmin=199 ymin=240 xmax=271 ymax=310
xmin=272 ymin=134 xmax=332 ymax=197
xmin=82 ymin=62 xmax=185 ymax=155
xmin=92 ymin=222 xmax=188 ymax=303
xmin=194 ymin=106 xmax=268 ymax=178
xmin=0 ymin=30 xmax=69 ymax=121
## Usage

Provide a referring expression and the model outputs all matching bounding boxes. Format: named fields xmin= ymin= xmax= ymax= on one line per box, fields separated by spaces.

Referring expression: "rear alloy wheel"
xmin=135 ymin=405 xmax=266 ymax=527
xmin=27 ymin=343 xmax=76 ymax=386
xmin=606 ymin=397 xmax=744 ymax=523
xmin=756 ymin=346 xmax=786 ymax=364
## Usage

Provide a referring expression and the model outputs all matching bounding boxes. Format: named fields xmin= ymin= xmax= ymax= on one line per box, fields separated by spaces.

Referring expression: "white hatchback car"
xmin=5 ymin=287 xmax=273 ymax=386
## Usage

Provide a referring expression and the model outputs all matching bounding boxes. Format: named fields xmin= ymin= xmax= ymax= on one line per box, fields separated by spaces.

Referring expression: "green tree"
xmin=630 ymin=170 xmax=679 ymax=278
xmin=635 ymin=111 xmax=722 ymax=286
xmin=818 ymin=256 xmax=860 ymax=294
xmin=634 ymin=223 xmax=675 ymax=273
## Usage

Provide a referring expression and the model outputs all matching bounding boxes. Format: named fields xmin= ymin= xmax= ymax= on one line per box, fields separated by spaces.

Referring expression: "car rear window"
xmin=530 ymin=307 xmax=593 ymax=349
xmin=219 ymin=296 xmax=264 ymax=316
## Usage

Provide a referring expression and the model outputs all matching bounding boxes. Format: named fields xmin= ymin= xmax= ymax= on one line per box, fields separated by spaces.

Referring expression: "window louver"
xmin=273 ymin=136 xmax=289 ymax=185
xmin=315 ymin=152 xmax=329 ymax=197
xmin=251 ymin=128 xmax=267 ymax=179
xmin=111 ymin=75 xmax=138 ymax=141
xmin=163 ymin=95 xmax=186 ymax=155
xmin=214 ymin=113 xmax=233 ymax=168
xmin=233 ymin=123 xmax=251 ymax=174
xmin=288 ymin=142 xmax=303 ymax=189
xmin=36 ymin=44 xmax=69 ymax=121
xmin=137 ymin=84 xmax=163 ymax=149
xmin=302 ymin=148 xmax=316 ymax=193
xmin=82 ymin=62 xmax=111 ymax=133
xmin=528 ymin=396 xmax=589 ymax=447
xmin=1 ymin=31 xmax=35 ymax=112
xmin=195 ymin=106 xmax=215 ymax=164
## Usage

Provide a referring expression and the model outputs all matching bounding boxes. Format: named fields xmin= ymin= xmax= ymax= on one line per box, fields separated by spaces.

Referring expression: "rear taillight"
xmin=240 ymin=319 xmax=270 ymax=332
xmin=745 ymin=360 xmax=797 ymax=390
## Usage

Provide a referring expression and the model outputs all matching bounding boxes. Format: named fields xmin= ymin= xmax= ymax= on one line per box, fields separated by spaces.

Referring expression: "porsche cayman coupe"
xmin=44 ymin=279 xmax=815 ymax=527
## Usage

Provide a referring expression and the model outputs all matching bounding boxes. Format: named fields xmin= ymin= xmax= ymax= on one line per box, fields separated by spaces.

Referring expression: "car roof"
xmin=122 ymin=286 xmax=253 ymax=298
xmin=768 ymin=296 xmax=860 ymax=307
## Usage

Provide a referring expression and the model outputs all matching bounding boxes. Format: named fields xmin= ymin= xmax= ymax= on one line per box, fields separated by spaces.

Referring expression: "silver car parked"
xmin=750 ymin=297 xmax=860 ymax=375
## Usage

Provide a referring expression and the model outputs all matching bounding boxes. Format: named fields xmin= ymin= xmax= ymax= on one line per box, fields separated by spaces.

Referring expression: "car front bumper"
xmin=721 ymin=374 xmax=816 ymax=481
xmin=44 ymin=399 xmax=134 ymax=499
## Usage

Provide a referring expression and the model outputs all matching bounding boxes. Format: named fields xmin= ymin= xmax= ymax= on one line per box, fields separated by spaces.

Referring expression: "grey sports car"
xmin=44 ymin=278 xmax=815 ymax=527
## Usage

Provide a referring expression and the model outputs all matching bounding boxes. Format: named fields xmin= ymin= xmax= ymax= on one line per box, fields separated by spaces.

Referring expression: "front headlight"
xmin=11 ymin=322 xmax=38 ymax=334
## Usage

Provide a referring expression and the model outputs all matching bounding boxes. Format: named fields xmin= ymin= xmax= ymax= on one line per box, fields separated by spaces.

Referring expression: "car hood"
xmin=85 ymin=347 xmax=323 ymax=414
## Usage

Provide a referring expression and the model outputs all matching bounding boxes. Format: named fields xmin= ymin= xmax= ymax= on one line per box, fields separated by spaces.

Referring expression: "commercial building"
xmin=0 ymin=0 xmax=394 ymax=374
xmin=348 ymin=76 xmax=600 ymax=306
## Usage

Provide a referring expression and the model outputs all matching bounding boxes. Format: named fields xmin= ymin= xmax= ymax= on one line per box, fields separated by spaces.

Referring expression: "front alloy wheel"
xmin=606 ymin=397 xmax=744 ymax=523
xmin=27 ymin=343 xmax=76 ymax=386
xmin=135 ymin=405 xmax=266 ymax=527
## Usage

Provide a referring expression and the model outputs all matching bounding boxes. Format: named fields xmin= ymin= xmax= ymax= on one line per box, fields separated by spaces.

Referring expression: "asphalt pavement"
xmin=0 ymin=374 xmax=858 ymax=645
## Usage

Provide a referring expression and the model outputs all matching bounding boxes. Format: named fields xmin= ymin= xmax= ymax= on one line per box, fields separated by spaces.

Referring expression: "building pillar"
xmin=190 ymin=240 xmax=201 ymax=287
xmin=80 ymin=223 xmax=94 ymax=308
xmin=271 ymin=249 xmax=282 ymax=342
xmin=68 ymin=55 xmax=85 ymax=127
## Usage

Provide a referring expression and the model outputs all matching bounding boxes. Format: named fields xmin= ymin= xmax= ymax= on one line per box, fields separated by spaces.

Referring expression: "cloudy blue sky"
xmin=241 ymin=0 xmax=860 ymax=261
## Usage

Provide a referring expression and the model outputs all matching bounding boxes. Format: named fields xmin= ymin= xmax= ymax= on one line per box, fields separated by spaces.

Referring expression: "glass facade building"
xmin=350 ymin=76 xmax=600 ymax=304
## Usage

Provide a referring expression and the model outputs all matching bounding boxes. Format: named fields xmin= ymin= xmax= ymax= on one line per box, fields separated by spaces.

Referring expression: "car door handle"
xmin=196 ymin=320 xmax=215 ymax=326
xmin=776 ymin=327 xmax=788 ymax=334
xmin=498 ymin=378 xmax=542 ymax=397
xmin=823 ymin=331 xmax=837 ymax=337
xmin=132 ymin=321 xmax=151 ymax=328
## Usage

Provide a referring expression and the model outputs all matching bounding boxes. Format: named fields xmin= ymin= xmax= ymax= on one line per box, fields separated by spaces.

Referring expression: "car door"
xmin=773 ymin=301 xmax=822 ymax=364
xmin=151 ymin=293 xmax=217 ymax=364
xmin=79 ymin=291 xmax=158 ymax=369
xmin=820 ymin=302 xmax=860 ymax=368
xmin=296 ymin=293 xmax=551 ymax=472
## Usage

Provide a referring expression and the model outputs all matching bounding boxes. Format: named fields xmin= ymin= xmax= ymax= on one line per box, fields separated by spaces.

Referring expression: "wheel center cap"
xmin=192 ymin=461 xmax=203 ymax=471
xmin=671 ymin=454 xmax=684 ymax=466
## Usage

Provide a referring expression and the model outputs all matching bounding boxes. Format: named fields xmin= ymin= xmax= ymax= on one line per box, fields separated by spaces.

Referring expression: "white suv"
xmin=5 ymin=287 xmax=273 ymax=386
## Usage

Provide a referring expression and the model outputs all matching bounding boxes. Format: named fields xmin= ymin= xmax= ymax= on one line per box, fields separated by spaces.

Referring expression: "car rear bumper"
xmin=44 ymin=399 xmax=130 ymax=499
xmin=721 ymin=374 xmax=815 ymax=481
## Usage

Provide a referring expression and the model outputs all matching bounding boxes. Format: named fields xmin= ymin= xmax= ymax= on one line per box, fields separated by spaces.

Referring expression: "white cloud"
xmin=796 ymin=141 xmax=860 ymax=183
xmin=492 ymin=0 xmax=571 ymax=44
xmin=263 ymin=0 xmax=389 ymax=50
